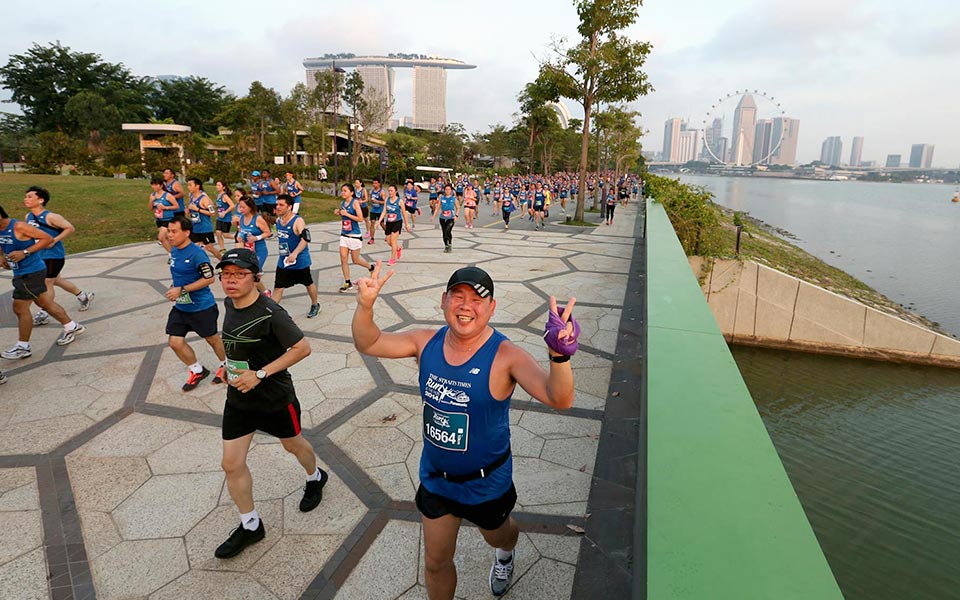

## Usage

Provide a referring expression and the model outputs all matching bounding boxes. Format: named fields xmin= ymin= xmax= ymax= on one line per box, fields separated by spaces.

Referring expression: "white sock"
xmin=76 ymin=291 xmax=86 ymax=299
xmin=16 ymin=341 xmax=30 ymax=349
xmin=240 ymin=509 xmax=260 ymax=531
xmin=306 ymin=467 xmax=322 ymax=482
xmin=495 ymin=548 xmax=513 ymax=562
xmin=63 ymin=321 xmax=77 ymax=331
xmin=188 ymin=362 xmax=203 ymax=374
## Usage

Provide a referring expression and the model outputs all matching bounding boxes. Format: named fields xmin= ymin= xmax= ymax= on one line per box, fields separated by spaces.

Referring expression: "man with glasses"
xmin=213 ymin=247 xmax=328 ymax=559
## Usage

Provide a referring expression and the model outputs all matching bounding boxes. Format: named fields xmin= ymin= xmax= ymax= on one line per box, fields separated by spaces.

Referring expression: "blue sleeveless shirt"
xmin=164 ymin=181 xmax=185 ymax=213
xmin=369 ymin=188 xmax=384 ymax=213
xmin=276 ymin=214 xmax=310 ymax=270
xmin=383 ymin=195 xmax=402 ymax=223
xmin=340 ymin=199 xmax=361 ymax=237
xmin=188 ymin=193 xmax=214 ymax=234
xmin=237 ymin=213 xmax=266 ymax=254
xmin=438 ymin=194 xmax=456 ymax=220
xmin=419 ymin=327 xmax=512 ymax=504
xmin=26 ymin=210 xmax=65 ymax=259
xmin=216 ymin=193 xmax=233 ymax=223
xmin=0 ymin=219 xmax=47 ymax=275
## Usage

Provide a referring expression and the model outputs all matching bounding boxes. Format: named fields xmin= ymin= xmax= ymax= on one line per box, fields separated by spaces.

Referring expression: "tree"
xmin=153 ymin=76 xmax=231 ymax=135
xmin=305 ymin=70 xmax=342 ymax=165
xmin=280 ymin=83 xmax=311 ymax=163
xmin=537 ymin=0 xmax=653 ymax=221
xmin=429 ymin=126 xmax=466 ymax=169
xmin=485 ymin=125 xmax=511 ymax=170
xmin=217 ymin=82 xmax=281 ymax=160
xmin=517 ymin=81 xmax=559 ymax=174
xmin=341 ymin=71 xmax=366 ymax=181
xmin=27 ymin=132 xmax=84 ymax=174
xmin=64 ymin=91 xmax=121 ymax=151
xmin=0 ymin=42 xmax=150 ymax=133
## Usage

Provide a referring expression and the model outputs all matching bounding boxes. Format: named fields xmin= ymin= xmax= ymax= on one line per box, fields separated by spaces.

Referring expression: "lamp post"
xmin=331 ymin=63 xmax=346 ymax=194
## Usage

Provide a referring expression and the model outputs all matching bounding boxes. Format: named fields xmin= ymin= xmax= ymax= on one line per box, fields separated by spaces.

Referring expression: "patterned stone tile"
xmin=0 ymin=468 xmax=38 ymax=512
xmin=91 ymin=539 xmax=189 ymax=600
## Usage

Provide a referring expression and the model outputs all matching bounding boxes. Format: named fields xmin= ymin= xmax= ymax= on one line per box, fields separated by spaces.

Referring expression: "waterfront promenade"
xmin=0 ymin=203 xmax=642 ymax=600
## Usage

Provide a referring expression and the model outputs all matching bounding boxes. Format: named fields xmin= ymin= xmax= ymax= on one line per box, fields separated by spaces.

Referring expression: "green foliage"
xmin=0 ymin=42 xmax=150 ymax=133
xmin=26 ymin=132 xmax=83 ymax=174
xmin=429 ymin=126 xmax=465 ymax=169
xmin=646 ymin=174 xmax=723 ymax=257
xmin=102 ymin=133 xmax=141 ymax=175
xmin=64 ymin=91 xmax=121 ymax=148
xmin=733 ymin=211 xmax=744 ymax=228
xmin=535 ymin=0 xmax=653 ymax=221
xmin=154 ymin=76 xmax=231 ymax=135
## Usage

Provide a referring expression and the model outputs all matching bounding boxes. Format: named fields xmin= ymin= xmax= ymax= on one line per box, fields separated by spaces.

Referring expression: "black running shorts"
xmin=190 ymin=232 xmax=216 ymax=245
xmin=12 ymin=270 xmax=47 ymax=300
xmin=260 ymin=204 xmax=276 ymax=215
xmin=156 ymin=219 xmax=171 ymax=229
xmin=222 ymin=399 xmax=302 ymax=440
xmin=274 ymin=267 xmax=313 ymax=290
xmin=415 ymin=482 xmax=517 ymax=531
xmin=384 ymin=221 xmax=403 ymax=235
xmin=165 ymin=305 xmax=220 ymax=338
xmin=216 ymin=221 xmax=232 ymax=233
xmin=361 ymin=206 xmax=370 ymax=219
xmin=43 ymin=258 xmax=65 ymax=279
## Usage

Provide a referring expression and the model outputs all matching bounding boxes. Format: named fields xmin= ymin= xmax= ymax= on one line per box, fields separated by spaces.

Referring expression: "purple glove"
xmin=544 ymin=306 xmax=580 ymax=355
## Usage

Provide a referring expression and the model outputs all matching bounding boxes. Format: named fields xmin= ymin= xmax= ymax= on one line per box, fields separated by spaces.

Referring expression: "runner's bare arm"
xmin=352 ymin=260 xmax=433 ymax=359
xmin=507 ymin=296 xmax=577 ymax=409
xmin=44 ymin=212 xmax=75 ymax=243
xmin=13 ymin=221 xmax=54 ymax=253
xmin=255 ymin=216 xmax=273 ymax=239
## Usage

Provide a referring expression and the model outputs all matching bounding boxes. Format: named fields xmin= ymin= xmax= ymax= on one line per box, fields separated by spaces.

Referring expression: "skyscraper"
xmin=909 ymin=144 xmax=935 ymax=168
xmin=730 ymin=94 xmax=757 ymax=166
xmin=356 ymin=65 xmax=395 ymax=106
xmin=677 ymin=129 xmax=702 ymax=164
xmin=662 ymin=117 xmax=683 ymax=162
xmin=412 ymin=66 xmax=447 ymax=131
xmin=752 ymin=119 xmax=774 ymax=164
xmin=849 ymin=136 xmax=864 ymax=167
xmin=769 ymin=117 xmax=800 ymax=166
xmin=886 ymin=154 xmax=902 ymax=167
xmin=820 ymin=136 xmax=843 ymax=166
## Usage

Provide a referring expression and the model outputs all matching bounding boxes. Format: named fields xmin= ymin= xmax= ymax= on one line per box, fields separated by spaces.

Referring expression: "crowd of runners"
xmin=0 ymin=166 xmax=640 ymax=599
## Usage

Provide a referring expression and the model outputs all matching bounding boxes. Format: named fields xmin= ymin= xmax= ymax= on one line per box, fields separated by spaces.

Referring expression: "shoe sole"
xmin=1 ymin=351 xmax=32 ymax=360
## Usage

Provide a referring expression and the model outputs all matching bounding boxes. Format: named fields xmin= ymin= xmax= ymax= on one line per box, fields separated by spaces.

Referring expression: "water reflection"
xmin=733 ymin=346 xmax=960 ymax=600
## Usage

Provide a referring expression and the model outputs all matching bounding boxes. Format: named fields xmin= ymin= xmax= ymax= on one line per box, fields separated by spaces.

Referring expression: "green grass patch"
xmin=557 ymin=219 xmax=598 ymax=227
xmin=0 ymin=174 xmax=339 ymax=254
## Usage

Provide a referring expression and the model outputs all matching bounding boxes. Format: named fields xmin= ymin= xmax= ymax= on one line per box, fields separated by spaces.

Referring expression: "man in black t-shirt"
xmin=212 ymin=248 xmax=329 ymax=559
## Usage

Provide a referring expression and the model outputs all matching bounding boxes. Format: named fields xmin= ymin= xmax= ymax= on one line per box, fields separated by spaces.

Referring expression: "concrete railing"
xmin=645 ymin=198 xmax=843 ymax=599
xmin=691 ymin=257 xmax=960 ymax=368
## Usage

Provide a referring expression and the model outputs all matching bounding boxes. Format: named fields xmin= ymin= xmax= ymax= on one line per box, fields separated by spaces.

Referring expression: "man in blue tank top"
xmin=23 ymin=186 xmax=94 ymax=327
xmin=164 ymin=215 xmax=228 ymax=390
xmin=0 ymin=204 xmax=87 ymax=360
xmin=162 ymin=167 xmax=186 ymax=216
xmin=271 ymin=195 xmax=320 ymax=318
xmin=352 ymin=264 xmax=579 ymax=598
xmin=259 ymin=169 xmax=279 ymax=229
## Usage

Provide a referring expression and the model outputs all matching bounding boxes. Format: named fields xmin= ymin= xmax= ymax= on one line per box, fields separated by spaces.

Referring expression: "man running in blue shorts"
xmin=352 ymin=264 xmax=579 ymax=598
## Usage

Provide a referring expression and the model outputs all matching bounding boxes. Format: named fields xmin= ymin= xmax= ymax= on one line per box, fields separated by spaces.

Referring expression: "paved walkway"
xmin=0 ymin=202 xmax=642 ymax=600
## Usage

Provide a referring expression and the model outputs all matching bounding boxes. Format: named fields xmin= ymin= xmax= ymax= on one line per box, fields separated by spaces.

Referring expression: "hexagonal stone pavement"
xmin=0 ymin=200 xmax=643 ymax=599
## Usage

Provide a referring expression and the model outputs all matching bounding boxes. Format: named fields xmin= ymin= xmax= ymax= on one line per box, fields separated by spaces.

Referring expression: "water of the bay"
xmin=734 ymin=346 xmax=960 ymax=600
xmin=679 ymin=174 xmax=960 ymax=336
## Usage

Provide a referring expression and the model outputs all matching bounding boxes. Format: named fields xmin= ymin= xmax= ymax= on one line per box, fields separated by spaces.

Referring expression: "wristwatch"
xmin=23 ymin=250 xmax=30 ymax=256
xmin=549 ymin=353 xmax=571 ymax=363
xmin=255 ymin=369 xmax=267 ymax=380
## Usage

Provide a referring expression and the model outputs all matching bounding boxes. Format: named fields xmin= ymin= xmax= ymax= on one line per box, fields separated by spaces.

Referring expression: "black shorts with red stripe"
xmin=222 ymin=398 xmax=302 ymax=440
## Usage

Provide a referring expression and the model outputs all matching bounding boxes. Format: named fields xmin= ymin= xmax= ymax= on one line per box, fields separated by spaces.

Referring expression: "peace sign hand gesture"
xmin=544 ymin=295 xmax=580 ymax=356
xmin=356 ymin=260 xmax=395 ymax=309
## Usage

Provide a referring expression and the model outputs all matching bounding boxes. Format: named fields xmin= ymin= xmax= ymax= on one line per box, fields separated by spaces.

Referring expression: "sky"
xmin=4 ymin=0 xmax=960 ymax=167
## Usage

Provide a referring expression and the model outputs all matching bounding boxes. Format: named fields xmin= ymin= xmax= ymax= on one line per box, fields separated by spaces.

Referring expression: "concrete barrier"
xmin=692 ymin=257 xmax=960 ymax=368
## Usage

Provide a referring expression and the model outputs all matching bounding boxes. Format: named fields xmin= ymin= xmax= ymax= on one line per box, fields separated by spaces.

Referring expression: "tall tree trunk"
xmin=528 ymin=126 xmax=536 ymax=175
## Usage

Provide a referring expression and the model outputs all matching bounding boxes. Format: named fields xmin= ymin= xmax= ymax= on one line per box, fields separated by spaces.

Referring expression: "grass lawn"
xmin=0 ymin=174 xmax=339 ymax=254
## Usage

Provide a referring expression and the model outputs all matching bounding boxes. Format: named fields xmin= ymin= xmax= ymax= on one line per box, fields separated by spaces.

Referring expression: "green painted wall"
xmin=646 ymin=198 xmax=843 ymax=599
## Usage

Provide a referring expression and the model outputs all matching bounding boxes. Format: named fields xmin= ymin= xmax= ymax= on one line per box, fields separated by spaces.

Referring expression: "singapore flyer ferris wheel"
xmin=698 ymin=90 xmax=788 ymax=167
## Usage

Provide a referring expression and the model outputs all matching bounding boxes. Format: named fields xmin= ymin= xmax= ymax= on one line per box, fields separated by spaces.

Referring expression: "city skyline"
xmin=0 ymin=1 xmax=958 ymax=166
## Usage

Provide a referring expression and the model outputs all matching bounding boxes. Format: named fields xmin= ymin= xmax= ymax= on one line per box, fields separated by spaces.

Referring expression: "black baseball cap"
xmin=446 ymin=266 xmax=494 ymax=298
xmin=217 ymin=248 xmax=261 ymax=274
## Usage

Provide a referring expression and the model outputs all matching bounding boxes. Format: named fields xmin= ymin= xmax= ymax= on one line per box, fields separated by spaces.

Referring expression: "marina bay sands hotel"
xmin=303 ymin=54 xmax=476 ymax=132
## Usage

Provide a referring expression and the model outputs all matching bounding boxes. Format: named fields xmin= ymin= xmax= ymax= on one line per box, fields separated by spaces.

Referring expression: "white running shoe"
xmin=1 ymin=345 xmax=32 ymax=360
xmin=33 ymin=310 xmax=49 ymax=326
xmin=56 ymin=324 xmax=86 ymax=346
